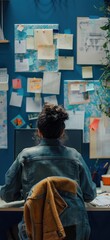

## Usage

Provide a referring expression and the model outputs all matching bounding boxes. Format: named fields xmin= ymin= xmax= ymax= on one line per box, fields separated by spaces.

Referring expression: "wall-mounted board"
xmin=77 ymin=17 xmax=108 ymax=65
xmin=14 ymin=24 xmax=59 ymax=72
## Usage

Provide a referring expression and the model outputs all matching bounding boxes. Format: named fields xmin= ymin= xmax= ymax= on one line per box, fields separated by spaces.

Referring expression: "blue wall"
xmin=0 ymin=0 xmax=105 ymax=184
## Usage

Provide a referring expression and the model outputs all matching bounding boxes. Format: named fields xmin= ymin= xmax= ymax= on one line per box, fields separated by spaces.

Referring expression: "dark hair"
xmin=37 ymin=103 xmax=69 ymax=138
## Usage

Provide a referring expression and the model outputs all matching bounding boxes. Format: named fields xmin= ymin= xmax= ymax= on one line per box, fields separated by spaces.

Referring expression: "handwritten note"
xmin=82 ymin=66 xmax=93 ymax=79
xmin=57 ymin=34 xmax=73 ymax=49
xmin=27 ymin=78 xmax=42 ymax=93
xmin=15 ymin=40 xmax=26 ymax=54
xmin=34 ymin=29 xmax=53 ymax=49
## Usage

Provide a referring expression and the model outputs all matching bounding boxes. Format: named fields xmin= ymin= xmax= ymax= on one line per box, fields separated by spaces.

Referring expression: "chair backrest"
xmin=24 ymin=176 xmax=77 ymax=240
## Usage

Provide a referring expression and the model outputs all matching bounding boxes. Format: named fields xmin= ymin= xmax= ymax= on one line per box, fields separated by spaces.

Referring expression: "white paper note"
xmin=65 ymin=110 xmax=85 ymax=131
xmin=26 ymin=97 xmax=42 ymax=112
xmin=27 ymin=78 xmax=42 ymax=93
xmin=15 ymin=59 xmax=29 ymax=72
xmin=38 ymin=45 xmax=55 ymax=60
xmin=57 ymin=34 xmax=73 ymax=49
xmin=42 ymin=72 xmax=61 ymax=94
xmin=15 ymin=40 xmax=26 ymax=54
xmin=58 ymin=56 xmax=74 ymax=70
xmin=9 ymin=92 xmax=23 ymax=107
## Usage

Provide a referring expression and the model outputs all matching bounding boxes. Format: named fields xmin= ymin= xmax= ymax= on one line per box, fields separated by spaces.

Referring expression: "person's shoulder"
xmin=17 ymin=146 xmax=39 ymax=162
xmin=63 ymin=145 xmax=82 ymax=159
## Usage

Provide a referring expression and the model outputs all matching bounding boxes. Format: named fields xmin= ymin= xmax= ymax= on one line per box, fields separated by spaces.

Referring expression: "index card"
xmin=82 ymin=66 xmax=93 ymax=79
xmin=57 ymin=34 xmax=73 ymax=49
xmin=34 ymin=29 xmax=53 ymax=49
xmin=38 ymin=45 xmax=55 ymax=60
xmin=58 ymin=56 xmax=74 ymax=70
xmin=27 ymin=78 xmax=42 ymax=93
xmin=26 ymin=37 xmax=35 ymax=50
xmin=15 ymin=40 xmax=26 ymax=54
xmin=44 ymin=95 xmax=58 ymax=105
xmin=9 ymin=92 xmax=23 ymax=107
xmin=15 ymin=59 xmax=29 ymax=72
xmin=42 ymin=72 xmax=61 ymax=94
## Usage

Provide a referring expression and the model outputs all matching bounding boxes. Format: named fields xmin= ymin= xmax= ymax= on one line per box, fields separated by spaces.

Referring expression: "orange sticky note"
xmin=89 ymin=118 xmax=100 ymax=131
xmin=12 ymin=79 xmax=22 ymax=89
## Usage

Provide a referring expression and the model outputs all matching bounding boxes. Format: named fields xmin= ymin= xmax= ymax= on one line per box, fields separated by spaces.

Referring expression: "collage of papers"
xmin=15 ymin=24 xmax=74 ymax=72
xmin=1 ymin=19 xmax=110 ymax=149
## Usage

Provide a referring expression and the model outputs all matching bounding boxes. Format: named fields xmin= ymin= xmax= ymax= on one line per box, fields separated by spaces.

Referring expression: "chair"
xmin=24 ymin=176 xmax=77 ymax=240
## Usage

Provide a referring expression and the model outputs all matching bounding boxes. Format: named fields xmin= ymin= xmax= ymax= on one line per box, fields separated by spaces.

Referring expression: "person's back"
xmin=0 ymin=103 xmax=96 ymax=240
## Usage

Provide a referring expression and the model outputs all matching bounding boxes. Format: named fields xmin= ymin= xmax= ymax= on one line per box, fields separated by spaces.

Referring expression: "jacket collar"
xmin=39 ymin=138 xmax=63 ymax=146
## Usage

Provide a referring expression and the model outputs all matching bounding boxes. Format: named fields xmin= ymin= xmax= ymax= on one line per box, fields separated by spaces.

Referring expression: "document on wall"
xmin=12 ymin=78 xmax=22 ymax=89
xmin=65 ymin=110 xmax=85 ymax=131
xmin=58 ymin=56 xmax=74 ymax=70
xmin=34 ymin=29 xmax=53 ymax=49
xmin=57 ymin=34 xmax=73 ymax=49
xmin=0 ymin=92 xmax=7 ymax=148
xmin=15 ymin=40 xmax=26 ymax=53
xmin=26 ymin=37 xmax=35 ymax=50
xmin=15 ymin=59 xmax=29 ymax=72
xmin=9 ymin=92 xmax=23 ymax=107
xmin=38 ymin=45 xmax=55 ymax=60
xmin=68 ymin=81 xmax=90 ymax=105
xmin=26 ymin=97 xmax=42 ymax=112
xmin=82 ymin=66 xmax=93 ymax=79
xmin=42 ymin=72 xmax=61 ymax=94
xmin=44 ymin=95 xmax=58 ymax=105
xmin=27 ymin=78 xmax=42 ymax=93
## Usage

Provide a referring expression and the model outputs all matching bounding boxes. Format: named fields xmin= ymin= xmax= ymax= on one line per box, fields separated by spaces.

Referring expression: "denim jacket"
xmin=0 ymin=138 xmax=96 ymax=239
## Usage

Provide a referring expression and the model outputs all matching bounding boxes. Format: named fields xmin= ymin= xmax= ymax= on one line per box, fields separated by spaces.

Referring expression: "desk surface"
xmin=0 ymin=188 xmax=110 ymax=212
xmin=0 ymin=198 xmax=24 ymax=211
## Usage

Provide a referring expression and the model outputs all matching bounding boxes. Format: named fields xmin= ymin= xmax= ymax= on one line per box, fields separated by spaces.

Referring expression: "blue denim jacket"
xmin=0 ymin=138 xmax=96 ymax=239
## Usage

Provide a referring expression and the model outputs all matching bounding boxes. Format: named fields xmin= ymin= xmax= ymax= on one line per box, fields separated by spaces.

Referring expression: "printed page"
xmin=58 ymin=56 xmax=74 ymax=70
xmin=42 ymin=72 xmax=61 ymax=94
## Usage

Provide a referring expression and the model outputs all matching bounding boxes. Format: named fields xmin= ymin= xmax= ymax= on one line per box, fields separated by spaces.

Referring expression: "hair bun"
xmin=44 ymin=103 xmax=69 ymax=122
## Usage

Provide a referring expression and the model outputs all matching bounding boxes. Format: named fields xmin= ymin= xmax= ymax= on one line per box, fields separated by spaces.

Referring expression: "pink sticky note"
xmin=12 ymin=78 xmax=22 ymax=89
xmin=89 ymin=118 xmax=100 ymax=131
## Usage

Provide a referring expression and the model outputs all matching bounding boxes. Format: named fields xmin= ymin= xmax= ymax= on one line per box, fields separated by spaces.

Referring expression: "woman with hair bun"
xmin=0 ymin=103 xmax=96 ymax=240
